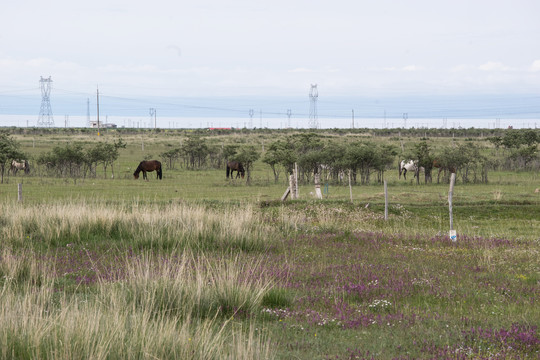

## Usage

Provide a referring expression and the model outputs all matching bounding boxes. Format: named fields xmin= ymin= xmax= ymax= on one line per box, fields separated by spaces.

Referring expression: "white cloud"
xmin=288 ymin=68 xmax=313 ymax=73
xmin=374 ymin=65 xmax=422 ymax=72
xmin=450 ymin=64 xmax=471 ymax=72
xmin=402 ymin=65 xmax=421 ymax=72
xmin=478 ymin=61 xmax=512 ymax=71
xmin=530 ymin=60 xmax=540 ymax=72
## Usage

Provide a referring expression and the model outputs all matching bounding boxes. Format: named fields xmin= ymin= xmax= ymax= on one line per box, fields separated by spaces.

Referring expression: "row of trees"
xmin=160 ymin=134 xmax=399 ymax=185
xmin=1 ymin=132 xmax=128 ymax=181
xmin=37 ymin=140 xmax=126 ymax=178
xmin=160 ymin=136 xmax=261 ymax=182
xmin=410 ymin=141 xmax=490 ymax=184
xmin=159 ymin=132 xmax=538 ymax=185
xmin=262 ymin=134 xmax=397 ymax=185
xmin=2 ymin=130 xmax=538 ymax=184
xmin=487 ymin=129 xmax=539 ymax=170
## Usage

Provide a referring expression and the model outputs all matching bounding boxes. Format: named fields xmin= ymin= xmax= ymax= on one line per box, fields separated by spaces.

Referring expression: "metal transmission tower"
xmin=37 ymin=76 xmax=54 ymax=127
xmin=249 ymin=109 xmax=254 ymax=128
xmin=309 ymin=84 xmax=319 ymax=129
xmin=287 ymin=109 xmax=292 ymax=128
xmin=149 ymin=108 xmax=156 ymax=129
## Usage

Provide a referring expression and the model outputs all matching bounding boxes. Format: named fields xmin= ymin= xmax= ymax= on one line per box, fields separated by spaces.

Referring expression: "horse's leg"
xmin=403 ymin=168 xmax=407 ymax=180
xmin=143 ymin=170 xmax=147 ymax=181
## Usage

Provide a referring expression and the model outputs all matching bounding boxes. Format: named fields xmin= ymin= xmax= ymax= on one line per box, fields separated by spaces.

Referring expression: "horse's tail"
xmin=157 ymin=164 xmax=163 ymax=179
xmin=226 ymin=165 xmax=230 ymax=178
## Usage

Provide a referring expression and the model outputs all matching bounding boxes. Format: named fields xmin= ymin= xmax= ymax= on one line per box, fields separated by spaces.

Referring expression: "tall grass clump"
xmin=0 ymin=251 xmax=276 ymax=359
xmin=108 ymin=251 xmax=273 ymax=319
xmin=0 ymin=248 xmax=49 ymax=288
xmin=0 ymin=200 xmax=275 ymax=252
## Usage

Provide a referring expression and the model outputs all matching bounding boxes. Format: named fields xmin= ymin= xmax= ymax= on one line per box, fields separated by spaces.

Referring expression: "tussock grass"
xmin=108 ymin=252 xmax=272 ymax=319
xmin=0 ymin=248 xmax=50 ymax=288
xmin=0 ymin=251 xmax=275 ymax=360
xmin=0 ymin=200 xmax=275 ymax=252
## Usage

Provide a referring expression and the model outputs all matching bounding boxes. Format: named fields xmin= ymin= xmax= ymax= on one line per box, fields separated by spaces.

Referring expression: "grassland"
xmin=0 ymin=129 xmax=539 ymax=359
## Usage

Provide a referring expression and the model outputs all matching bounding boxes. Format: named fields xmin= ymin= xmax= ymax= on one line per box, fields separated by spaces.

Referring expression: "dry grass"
xmin=0 ymin=250 xmax=275 ymax=359
xmin=0 ymin=200 xmax=275 ymax=251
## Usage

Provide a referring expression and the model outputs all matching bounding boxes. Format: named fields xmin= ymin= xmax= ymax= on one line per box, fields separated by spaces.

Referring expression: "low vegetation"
xmin=0 ymin=128 xmax=538 ymax=359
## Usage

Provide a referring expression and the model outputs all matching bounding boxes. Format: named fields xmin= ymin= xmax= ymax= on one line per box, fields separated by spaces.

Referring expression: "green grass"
xmin=1 ymin=130 xmax=539 ymax=359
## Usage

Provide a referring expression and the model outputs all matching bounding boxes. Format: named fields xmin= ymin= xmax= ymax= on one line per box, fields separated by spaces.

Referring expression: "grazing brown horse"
xmin=433 ymin=159 xmax=456 ymax=183
xmin=226 ymin=161 xmax=245 ymax=179
xmin=134 ymin=160 xmax=162 ymax=180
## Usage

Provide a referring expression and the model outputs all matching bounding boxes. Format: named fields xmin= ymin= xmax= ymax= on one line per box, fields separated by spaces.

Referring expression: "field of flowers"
xmin=0 ymin=195 xmax=538 ymax=359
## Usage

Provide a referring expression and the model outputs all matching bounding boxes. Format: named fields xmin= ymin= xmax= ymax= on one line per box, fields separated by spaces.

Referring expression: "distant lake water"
xmin=0 ymin=114 xmax=537 ymax=130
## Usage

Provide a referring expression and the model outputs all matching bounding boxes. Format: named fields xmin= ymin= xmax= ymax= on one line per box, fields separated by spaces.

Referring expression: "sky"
xmin=1 ymin=0 xmax=540 ymax=124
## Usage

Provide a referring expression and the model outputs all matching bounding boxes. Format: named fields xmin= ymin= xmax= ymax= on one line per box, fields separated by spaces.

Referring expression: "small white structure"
xmin=89 ymin=121 xmax=117 ymax=129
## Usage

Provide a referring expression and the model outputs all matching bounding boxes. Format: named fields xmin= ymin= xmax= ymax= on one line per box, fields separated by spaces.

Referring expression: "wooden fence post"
xmin=314 ymin=173 xmax=322 ymax=199
xmin=384 ymin=180 xmax=388 ymax=221
xmin=348 ymin=170 xmax=353 ymax=203
xmin=290 ymin=173 xmax=297 ymax=200
xmin=448 ymin=173 xmax=456 ymax=241
xmin=294 ymin=162 xmax=299 ymax=199
xmin=18 ymin=183 xmax=23 ymax=202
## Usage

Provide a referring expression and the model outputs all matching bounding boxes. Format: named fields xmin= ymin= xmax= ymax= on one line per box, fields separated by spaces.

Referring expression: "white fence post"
xmin=448 ymin=173 xmax=456 ymax=241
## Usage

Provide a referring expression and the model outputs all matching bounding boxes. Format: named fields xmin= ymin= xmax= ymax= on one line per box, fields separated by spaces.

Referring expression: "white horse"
xmin=399 ymin=160 xmax=423 ymax=180
xmin=10 ymin=160 xmax=30 ymax=175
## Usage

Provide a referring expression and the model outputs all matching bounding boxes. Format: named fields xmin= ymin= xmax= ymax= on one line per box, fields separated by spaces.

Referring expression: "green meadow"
xmin=0 ymin=128 xmax=539 ymax=359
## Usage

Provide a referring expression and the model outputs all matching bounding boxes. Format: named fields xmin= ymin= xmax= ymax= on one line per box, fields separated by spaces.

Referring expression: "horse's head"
xmin=239 ymin=164 xmax=245 ymax=178
xmin=133 ymin=173 xmax=139 ymax=180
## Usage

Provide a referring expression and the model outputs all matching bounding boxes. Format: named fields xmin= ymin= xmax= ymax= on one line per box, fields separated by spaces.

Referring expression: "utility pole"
xmin=96 ymin=87 xmax=100 ymax=136
xmin=86 ymin=98 xmax=91 ymax=127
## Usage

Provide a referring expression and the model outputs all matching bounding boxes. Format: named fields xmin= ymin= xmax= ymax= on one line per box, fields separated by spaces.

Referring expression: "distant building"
xmin=89 ymin=121 xmax=117 ymax=129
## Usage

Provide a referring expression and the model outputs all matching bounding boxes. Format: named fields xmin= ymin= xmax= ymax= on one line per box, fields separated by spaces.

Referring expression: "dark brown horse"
xmin=433 ymin=159 xmax=456 ymax=183
xmin=134 ymin=160 xmax=162 ymax=180
xmin=226 ymin=161 xmax=245 ymax=179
